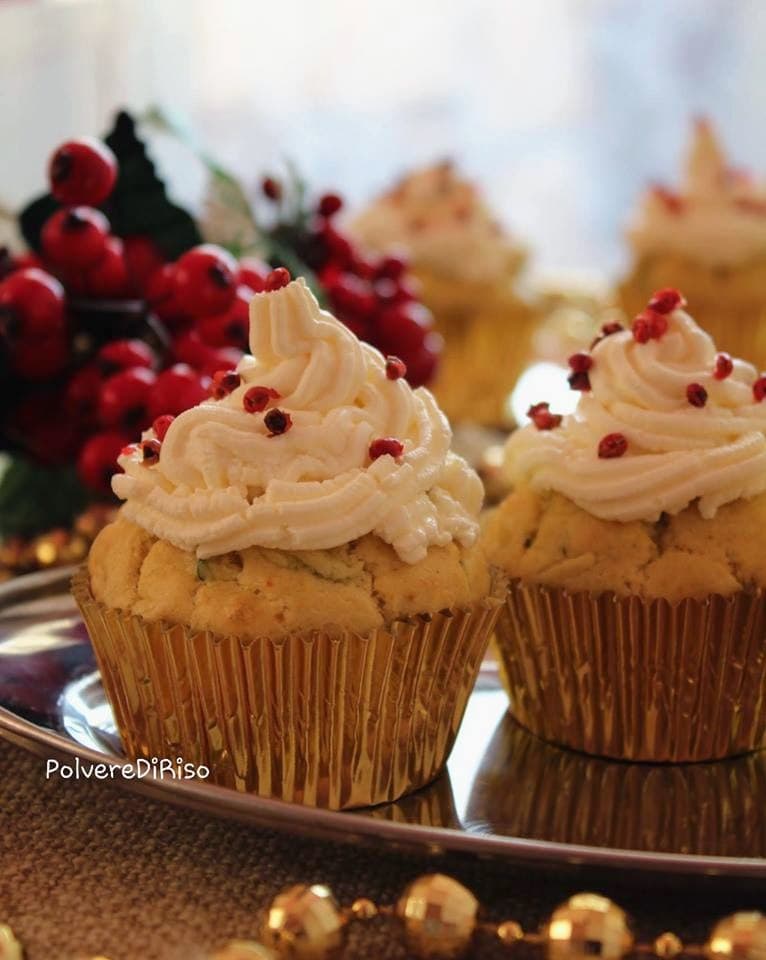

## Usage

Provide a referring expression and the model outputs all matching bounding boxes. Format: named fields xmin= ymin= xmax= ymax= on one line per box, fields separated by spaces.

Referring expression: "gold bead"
xmin=546 ymin=893 xmax=633 ymax=960
xmin=706 ymin=913 xmax=766 ymax=960
xmin=0 ymin=924 xmax=22 ymax=960
xmin=350 ymin=899 xmax=378 ymax=921
xmin=212 ymin=942 xmax=278 ymax=960
xmin=262 ymin=884 xmax=344 ymax=959
xmin=396 ymin=873 xmax=478 ymax=958
xmin=655 ymin=933 xmax=683 ymax=959
xmin=497 ymin=920 xmax=524 ymax=945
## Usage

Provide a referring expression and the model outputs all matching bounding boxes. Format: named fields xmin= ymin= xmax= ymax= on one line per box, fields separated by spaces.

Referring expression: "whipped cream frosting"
xmin=113 ymin=278 xmax=483 ymax=563
xmin=506 ymin=305 xmax=766 ymax=522
xmin=350 ymin=161 xmax=523 ymax=283
xmin=628 ymin=119 xmax=766 ymax=266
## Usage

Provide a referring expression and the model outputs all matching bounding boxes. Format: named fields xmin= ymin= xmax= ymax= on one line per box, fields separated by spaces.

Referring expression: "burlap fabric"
xmin=0 ymin=739 xmax=762 ymax=960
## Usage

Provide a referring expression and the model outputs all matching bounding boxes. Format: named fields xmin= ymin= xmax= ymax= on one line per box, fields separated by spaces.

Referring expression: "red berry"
xmin=376 ymin=303 xmax=431 ymax=354
xmin=376 ymin=255 xmax=407 ymax=280
xmin=41 ymin=207 xmax=110 ymax=267
xmin=211 ymin=369 xmax=242 ymax=399
xmin=81 ymin=236 xmax=129 ymax=298
xmin=243 ymin=385 xmax=280 ymax=413
xmin=632 ymin=316 xmax=651 ymax=344
xmin=714 ymin=353 xmax=733 ymax=380
xmin=122 ymin=235 xmax=166 ymax=295
xmin=686 ymin=382 xmax=708 ymax=407
xmin=328 ymin=274 xmax=377 ymax=318
xmin=9 ymin=391 xmax=83 ymax=466
xmin=11 ymin=252 xmax=44 ymax=273
xmin=197 ymin=286 xmax=251 ymax=349
xmin=568 ymin=352 xmax=593 ymax=373
xmin=65 ymin=362 xmax=102 ymax=423
xmin=404 ymin=343 xmax=440 ymax=388
xmin=77 ymin=430 xmax=130 ymax=495
xmin=172 ymin=244 xmax=238 ymax=318
xmin=172 ymin=329 xmax=213 ymax=368
xmin=198 ymin=346 xmax=244 ymax=379
xmin=318 ymin=193 xmax=343 ymax=218
xmin=48 ymin=137 xmax=117 ymax=206
xmin=0 ymin=267 xmax=66 ymax=338
xmin=265 ymin=267 xmax=291 ymax=292
xmin=147 ymin=364 xmax=210 ymax=420
xmin=754 ymin=376 xmax=766 ymax=403
xmin=262 ymin=177 xmax=282 ymax=201
xmin=237 ymin=258 xmax=270 ymax=293
xmin=598 ymin=433 xmax=628 ymax=459
xmin=152 ymin=414 xmax=175 ymax=441
xmin=648 ymin=288 xmax=687 ymax=314
xmin=140 ymin=438 xmax=162 ymax=465
xmin=369 ymin=437 xmax=405 ymax=461
xmin=146 ymin=264 xmax=187 ymax=322
xmin=264 ymin=408 xmax=293 ymax=436
xmin=385 ymin=356 xmax=407 ymax=380
xmin=97 ymin=339 xmax=156 ymax=376
xmin=567 ymin=371 xmax=591 ymax=391
xmin=527 ymin=401 xmax=562 ymax=430
xmin=318 ymin=222 xmax=353 ymax=267
xmin=99 ymin=367 xmax=156 ymax=430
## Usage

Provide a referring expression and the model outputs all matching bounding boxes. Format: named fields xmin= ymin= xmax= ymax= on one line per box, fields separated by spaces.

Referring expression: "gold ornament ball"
xmin=0 ymin=924 xmax=22 ymax=960
xmin=497 ymin=920 xmax=524 ymax=945
xmin=350 ymin=899 xmax=378 ymax=921
xmin=261 ymin=884 xmax=344 ymax=960
xmin=396 ymin=873 xmax=478 ymax=959
xmin=546 ymin=893 xmax=633 ymax=960
xmin=706 ymin=913 xmax=766 ymax=960
xmin=654 ymin=932 xmax=683 ymax=959
xmin=212 ymin=941 xmax=279 ymax=960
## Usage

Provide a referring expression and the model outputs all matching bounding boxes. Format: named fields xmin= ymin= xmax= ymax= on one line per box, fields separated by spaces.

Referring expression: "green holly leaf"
xmin=18 ymin=109 xmax=201 ymax=259
xmin=0 ymin=455 xmax=90 ymax=538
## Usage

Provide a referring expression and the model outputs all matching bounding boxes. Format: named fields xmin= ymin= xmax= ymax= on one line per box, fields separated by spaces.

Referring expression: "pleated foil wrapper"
xmin=465 ymin=714 xmax=766 ymax=857
xmin=495 ymin=580 xmax=766 ymax=762
xmin=72 ymin=568 xmax=501 ymax=809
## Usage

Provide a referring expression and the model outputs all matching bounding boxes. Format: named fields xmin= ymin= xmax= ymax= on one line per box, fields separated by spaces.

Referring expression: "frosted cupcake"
xmin=350 ymin=161 xmax=537 ymax=426
xmin=618 ymin=118 xmax=766 ymax=367
xmin=73 ymin=270 xmax=501 ymax=809
xmin=483 ymin=287 xmax=766 ymax=762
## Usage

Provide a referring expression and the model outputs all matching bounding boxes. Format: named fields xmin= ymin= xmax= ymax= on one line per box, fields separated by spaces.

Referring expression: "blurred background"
xmin=2 ymin=0 xmax=766 ymax=279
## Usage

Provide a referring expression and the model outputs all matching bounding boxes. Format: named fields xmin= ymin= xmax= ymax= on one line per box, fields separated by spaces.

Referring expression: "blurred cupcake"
xmin=351 ymin=161 xmax=537 ymax=426
xmin=73 ymin=272 xmax=501 ymax=809
xmin=483 ymin=287 xmax=766 ymax=762
xmin=618 ymin=118 xmax=766 ymax=367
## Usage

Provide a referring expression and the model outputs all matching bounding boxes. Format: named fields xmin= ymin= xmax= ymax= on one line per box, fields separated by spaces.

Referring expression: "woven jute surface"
xmin=0 ymin=739 xmax=762 ymax=960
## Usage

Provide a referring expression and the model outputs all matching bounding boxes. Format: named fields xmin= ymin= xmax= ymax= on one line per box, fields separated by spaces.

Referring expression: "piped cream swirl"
xmin=113 ymin=278 xmax=482 ymax=562
xmin=628 ymin=118 xmax=766 ymax=266
xmin=506 ymin=307 xmax=766 ymax=522
xmin=350 ymin=161 xmax=524 ymax=283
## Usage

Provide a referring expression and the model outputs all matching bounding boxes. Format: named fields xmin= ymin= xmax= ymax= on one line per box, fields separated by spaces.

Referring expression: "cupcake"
xmin=73 ymin=271 xmax=501 ymax=809
xmin=350 ymin=161 xmax=537 ymax=426
xmin=618 ymin=118 xmax=766 ymax=367
xmin=483 ymin=287 xmax=766 ymax=762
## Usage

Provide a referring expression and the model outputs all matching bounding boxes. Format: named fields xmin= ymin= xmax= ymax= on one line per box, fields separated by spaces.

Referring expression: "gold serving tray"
xmin=1 ymin=566 xmax=765 ymax=878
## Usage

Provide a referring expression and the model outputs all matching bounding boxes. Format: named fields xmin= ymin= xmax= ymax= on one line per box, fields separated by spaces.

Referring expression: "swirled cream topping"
xmin=350 ymin=161 xmax=524 ymax=283
xmin=628 ymin=118 xmax=766 ymax=266
xmin=113 ymin=277 xmax=483 ymax=562
xmin=506 ymin=298 xmax=766 ymax=522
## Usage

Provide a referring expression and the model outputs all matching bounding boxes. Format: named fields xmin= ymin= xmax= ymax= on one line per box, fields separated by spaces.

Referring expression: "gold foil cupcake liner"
xmin=495 ymin=580 xmax=766 ymax=762
xmin=465 ymin=713 xmax=766 ymax=856
xmin=72 ymin=568 xmax=501 ymax=810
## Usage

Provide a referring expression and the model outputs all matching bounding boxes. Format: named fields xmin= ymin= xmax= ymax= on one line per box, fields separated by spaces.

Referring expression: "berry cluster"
xmin=262 ymin=179 xmax=441 ymax=387
xmin=1 ymin=132 xmax=441 ymax=512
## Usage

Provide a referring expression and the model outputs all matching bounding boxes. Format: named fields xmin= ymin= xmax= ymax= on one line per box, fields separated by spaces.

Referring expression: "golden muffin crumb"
xmin=483 ymin=487 xmax=766 ymax=602
xmin=88 ymin=516 xmax=489 ymax=638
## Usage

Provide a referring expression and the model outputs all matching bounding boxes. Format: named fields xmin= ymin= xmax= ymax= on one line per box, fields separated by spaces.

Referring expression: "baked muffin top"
xmin=113 ymin=273 xmax=483 ymax=564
